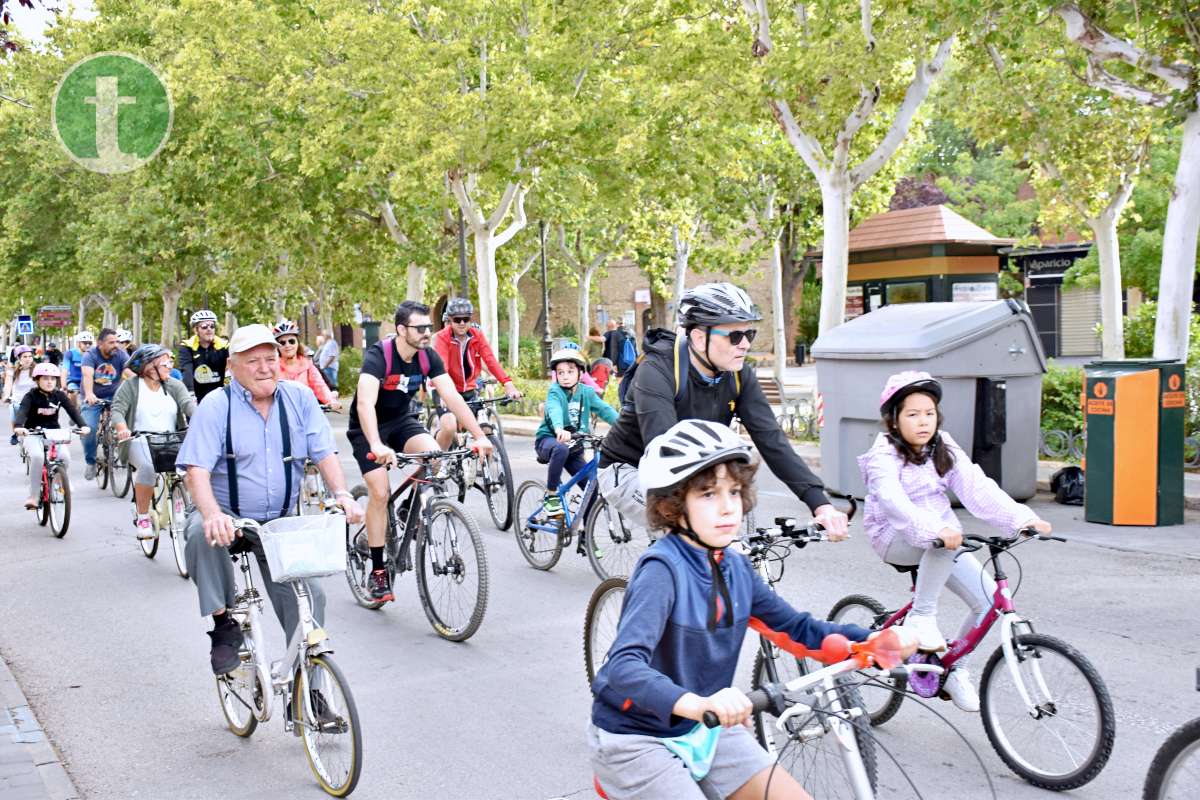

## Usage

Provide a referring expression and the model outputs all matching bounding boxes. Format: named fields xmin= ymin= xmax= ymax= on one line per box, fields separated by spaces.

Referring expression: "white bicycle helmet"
xmin=639 ymin=419 xmax=754 ymax=497
xmin=549 ymin=347 xmax=587 ymax=370
xmin=677 ymin=282 xmax=762 ymax=329
xmin=76 ymin=331 xmax=94 ymax=344
xmin=190 ymin=309 xmax=218 ymax=327
xmin=116 ymin=328 xmax=133 ymax=344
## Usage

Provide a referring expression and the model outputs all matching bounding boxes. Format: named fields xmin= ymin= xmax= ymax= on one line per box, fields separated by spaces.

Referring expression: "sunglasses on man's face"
xmin=707 ymin=327 xmax=758 ymax=347
xmin=404 ymin=324 xmax=433 ymax=334
xmin=279 ymin=338 xmax=298 ymax=346
xmin=197 ymin=324 xmax=216 ymax=331
xmin=451 ymin=316 xmax=471 ymax=325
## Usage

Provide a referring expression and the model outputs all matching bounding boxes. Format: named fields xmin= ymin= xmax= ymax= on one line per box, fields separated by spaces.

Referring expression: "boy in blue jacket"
xmin=535 ymin=347 xmax=618 ymax=516
xmin=589 ymin=419 xmax=916 ymax=800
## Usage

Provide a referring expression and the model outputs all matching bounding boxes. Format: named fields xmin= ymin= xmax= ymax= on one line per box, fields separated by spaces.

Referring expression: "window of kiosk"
xmin=886 ymin=281 xmax=928 ymax=304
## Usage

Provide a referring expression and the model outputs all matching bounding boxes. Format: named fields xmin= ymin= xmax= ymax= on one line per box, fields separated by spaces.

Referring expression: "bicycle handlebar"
xmin=931 ymin=527 xmax=1066 ymax=551
xmin=365 ymin=447 xmax=476 ymax=466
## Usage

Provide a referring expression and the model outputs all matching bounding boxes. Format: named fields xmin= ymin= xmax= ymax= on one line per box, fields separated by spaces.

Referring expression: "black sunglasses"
xmin=451 ymin=316 xmax=471 ymax=324
xmin=708 ymin=327 xmax=758 ymax=347
xmin=404 ymin=324 xmax=433 ymax=334
xmin=278 ymin=338 xmax=298 ymax=345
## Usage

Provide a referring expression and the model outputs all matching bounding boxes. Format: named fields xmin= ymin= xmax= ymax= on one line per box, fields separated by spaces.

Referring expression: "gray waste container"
xmin=812 ymin=299 xmax=1046 ymax=501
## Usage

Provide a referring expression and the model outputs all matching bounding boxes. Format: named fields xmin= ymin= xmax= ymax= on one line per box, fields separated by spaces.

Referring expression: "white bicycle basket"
xmin=259 ymin=514 xmax=346 ymax=581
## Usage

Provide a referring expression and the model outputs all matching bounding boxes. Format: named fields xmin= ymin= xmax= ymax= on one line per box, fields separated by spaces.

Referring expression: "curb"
xmin=0 ymin=654 xmax=82 ymax=800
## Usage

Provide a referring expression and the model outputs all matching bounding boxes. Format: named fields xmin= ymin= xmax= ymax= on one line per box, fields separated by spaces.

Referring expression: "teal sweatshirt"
xmin=535 ymin=381 xmax=619 ymax=441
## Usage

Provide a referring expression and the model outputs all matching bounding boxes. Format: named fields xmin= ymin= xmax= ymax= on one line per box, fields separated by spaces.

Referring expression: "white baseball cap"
xmin=228 ymin=324 xmax=282 ymax=354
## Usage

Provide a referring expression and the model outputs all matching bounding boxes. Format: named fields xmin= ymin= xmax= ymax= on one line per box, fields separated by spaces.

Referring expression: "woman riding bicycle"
xmin=535 ymin=347 xmax=618 ymax=517
xmin=14 ymin=363 xmax=88 ymax=510
xmin=589 ymin=419 xmax=915 ymax=800
xmin=111 ymin=344 xmax=197 ymax=539
xmin=4 ymin=345 xmax=37 ymax=445
xmin=857 ymin=370 xmax=1052 ymax=712
xmin=272 ymin=319 xmax=341 ymax=411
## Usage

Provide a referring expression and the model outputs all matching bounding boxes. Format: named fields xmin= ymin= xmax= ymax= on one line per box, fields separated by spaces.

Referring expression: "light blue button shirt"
xmin=177 ymin=378 xmax=336 ymax=521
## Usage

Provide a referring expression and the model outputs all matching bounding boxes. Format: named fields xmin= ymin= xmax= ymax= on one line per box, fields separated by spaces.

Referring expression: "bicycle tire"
xmin=827 ymin=594 xmax=906 ymax=726
xmin=216 ymin=633 xmax=261 ymax=738
xmin=513 ymin=479 xmax=563 ymax=570
xmin=295 ymin=654 xmax=363 ymax=797
xmin=139 ymin=516 xmax=160 ymax=559
xmin=1144 ymin=716 xmax=1200 ymax=800
xmin=751 ymin=648 xmax=878 ymax=799
xmin=95 ymin=436 xmax=110 ymax=490
xmin=583 ymin=577 xmax=627 ymax=688
xmin=36 ymin=475 xmax=49 ymax=527
xmin=980 ymin=632 xmax=1115 ymax=790
xmin=584 ymin=497 xmax=654 ymax=581
xmin=109 ymin=433 xmax=132 ymax=499
xmin=48 ymin=469 xmax=70 ymax=538
xmin=343 ymin=485 xmax=386 ymax=611
xmin=415 ymin=498 xmax=488 ymax=641
xmin=169 ymin=481 xmax=189 ymax=578
xmin=481 ymin=434 xmax=515 ymax=531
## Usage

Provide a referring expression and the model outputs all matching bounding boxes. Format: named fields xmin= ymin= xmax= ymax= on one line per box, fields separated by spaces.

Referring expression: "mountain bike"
xmin=23 ymin=427 xmax=80 ymax=538
xmin=828 ymin=529 xmax=1115 ymax=790
xmin=215 ymin=514 xmax=362 ymax=797
xmin=514 ymin=432 xmax=608 ymax=574
xmin=343 ymin=448 xmax=489 ymax=641
xmin=441 ymin=394 xmax=515 ymax=531
xmin=128 ymin=431 xmax=190 ymax=577
xmin=1143 ymin=667 xmax=1200 ymax=800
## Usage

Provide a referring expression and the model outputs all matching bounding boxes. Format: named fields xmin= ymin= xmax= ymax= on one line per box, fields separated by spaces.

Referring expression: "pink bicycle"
xmin=827 ymin=529 xmax=1114 ymax=791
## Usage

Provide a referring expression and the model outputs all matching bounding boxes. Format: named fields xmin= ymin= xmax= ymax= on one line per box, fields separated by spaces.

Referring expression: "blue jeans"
xmin=81 ymin=402 xmax=103 ymax=465
xmin=321 ymin=366 xmax=338 ymax=389
xmin=535 ymin=437 xmax=588 ymax=492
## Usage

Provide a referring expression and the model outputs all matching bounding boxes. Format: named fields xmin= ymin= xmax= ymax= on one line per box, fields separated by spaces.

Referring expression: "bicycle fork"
xmin=998 ymin=613 xmax=1057 ymax=719
xmin=774 ymin=675 xmax=874 ymax=799
xmin=232 ymin=563 xmax=273 ymax=722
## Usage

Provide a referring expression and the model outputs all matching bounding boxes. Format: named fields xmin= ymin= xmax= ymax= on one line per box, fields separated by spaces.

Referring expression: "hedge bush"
xmin=1041 ymin=361 xmax=1084 ymax=434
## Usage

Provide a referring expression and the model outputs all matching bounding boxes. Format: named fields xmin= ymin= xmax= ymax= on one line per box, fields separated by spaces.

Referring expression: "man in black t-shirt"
xmin=348 ymin=300 xmax=493 ymax=603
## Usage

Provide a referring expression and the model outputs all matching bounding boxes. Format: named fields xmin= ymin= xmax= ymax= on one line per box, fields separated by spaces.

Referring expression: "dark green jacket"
xmin=111 ymin=376 xmax=195 ymax=461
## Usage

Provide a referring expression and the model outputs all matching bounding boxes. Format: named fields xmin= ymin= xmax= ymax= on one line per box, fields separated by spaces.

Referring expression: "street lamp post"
xmin=540 ymin=220 xmax=552 ymax=376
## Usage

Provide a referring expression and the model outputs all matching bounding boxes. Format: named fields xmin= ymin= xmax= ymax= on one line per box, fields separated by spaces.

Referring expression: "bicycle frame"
xmin=371 ymin=451 xmax=469 ymax=578
xmin=522 ymin=447 xmax=600 ymax=537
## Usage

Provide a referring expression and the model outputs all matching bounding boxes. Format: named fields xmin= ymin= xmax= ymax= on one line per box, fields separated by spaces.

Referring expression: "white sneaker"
xmin=943 ymin=667 xmax=980 ymax=712
xmin=902 ymin=613 xmax=947 ymax=652
xmin=134 ymin=516 xmax=155 ymax=541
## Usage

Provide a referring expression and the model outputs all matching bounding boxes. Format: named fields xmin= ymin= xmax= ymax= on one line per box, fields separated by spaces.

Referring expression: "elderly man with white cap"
xmin=178 ymin=324 xmax=364 ymax=676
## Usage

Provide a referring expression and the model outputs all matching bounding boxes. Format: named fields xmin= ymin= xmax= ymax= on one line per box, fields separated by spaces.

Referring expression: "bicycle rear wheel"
xmin=109 ymin=433 xmax=132 ymax=498
xmin=95 ymin=438 xmax=110 ymax=490
xmin=751 ymin=650 xmax=878 ymax=799
xmin=583 ymin=577 xmax=626 ymax=687
xmin=297 ymin=466 xmax=328 ymax=516
xmin=481 ymin=434 xmax=515 ymax=531
xmin=584 ymin=498 xmax=654 ymax=581
xmin=513 ymin=480 xmax=563 ymax=570
xmin=169 ymin=482 xmax=189 ymax=578
xmin=343 ymin=485 xmax=387 ymax=610
xmin=980 ymin=632 xmax=1115 ymax=790
xmin=415 ymin=499 xmax=488 ymax=641
xmin=47 ymin=469 xmax=70 ymax=538
xmin=216 ymin=633 xmax=261 ymax=738
xmin=827 ymin=594 xmax=906 ymax=726
xmin=295 ymin=654 xmax=362 ymax=797
xmin=1144 ymin=716 xmax=1200 ymax=800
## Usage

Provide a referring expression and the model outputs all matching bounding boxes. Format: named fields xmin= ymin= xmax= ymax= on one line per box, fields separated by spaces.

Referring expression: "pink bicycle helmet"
xmin=14 ymin=345 xmax=33 ymax=357
xmin=879 ymin=371 xmax=942 ymax=416
xmin=32 ymin=363 xmax=61 ymax=379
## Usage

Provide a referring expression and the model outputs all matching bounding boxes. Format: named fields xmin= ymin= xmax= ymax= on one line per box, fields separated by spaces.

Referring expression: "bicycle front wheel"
xmin=109 ymin=440 xmax=132 ymax=499
xmin=343 ymin=485 xmax=386 ymax=610
xmin=296 ymin=654 xmax=363 ymax=797
xmin=828 ymin=594 xmax=906 ymax=726
xmin=1144 ymin=716 xmax=1200 ymax=800
xmin=513 ymin=479 xmax=563 ymax=571
xmin=169 ymin=482 xmax=189 ymax=578
xmin=981 ymin=632 xmax=1115 ymax=790
xmin=48 ymin=469 xmax=71 ymax=538
xmin=584 ymin=498 xmax=654 ymax=581
xmin=215 ymin=634 xmax=262 ymax=738
xmin=751 ymin=650 xmax=878 ymax=800
xmin=481 ymin=434 xmax=515 ymax=531
xmin=583 ymin=577 xmax=626 ymax=688
xmin=95 ymin=440 xmax=110 ymax=490
xmin=416 ymin=499 xmax=489 ymax=641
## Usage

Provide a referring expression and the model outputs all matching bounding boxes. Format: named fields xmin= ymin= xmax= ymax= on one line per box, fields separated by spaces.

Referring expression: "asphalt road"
xmin=0 ymin=417 xmax=1197 ymax=800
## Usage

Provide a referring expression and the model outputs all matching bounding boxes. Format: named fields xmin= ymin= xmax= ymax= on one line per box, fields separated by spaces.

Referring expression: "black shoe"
xmin=291 ymin=688 xmax=343 ymax=733
xmin=208 ymin=621 xmax=244 ymax=676
xmin=9 ymin=434 xmax=16 ymax=446
xmin=369 ymin=569 xmax=394 ymax=603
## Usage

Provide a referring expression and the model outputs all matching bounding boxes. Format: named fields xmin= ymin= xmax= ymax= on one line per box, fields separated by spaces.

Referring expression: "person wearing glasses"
xmin=430 ymin=297 xmax=521 ymax=451
xmin=271 ymin=320 xmax=341 ymax=411
xmin=177 ymin=310 xmax=229 ymax=404
xmin=597 ymin=282 xmax=849 ymax=539
xmin=348 ymin=300 xmax=494 ymax=603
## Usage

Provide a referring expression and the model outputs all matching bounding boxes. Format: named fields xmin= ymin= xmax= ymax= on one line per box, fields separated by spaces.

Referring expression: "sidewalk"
xmin=496 ymin=414 xmax=1200 ymax=513
xmin=0 ymin=655 xmax=80 ymax=800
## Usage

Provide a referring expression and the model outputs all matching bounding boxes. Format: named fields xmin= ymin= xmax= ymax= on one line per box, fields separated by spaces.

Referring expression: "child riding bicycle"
xmin=535 ymin=348 xmax=618 ymax=518
xmin=14 ymin=363 xmax=88 ymax=509
xmin=857 ymin=370 xmax=1051 ymax=712
xmin=588 ymin=419 xmax=916 ymax=800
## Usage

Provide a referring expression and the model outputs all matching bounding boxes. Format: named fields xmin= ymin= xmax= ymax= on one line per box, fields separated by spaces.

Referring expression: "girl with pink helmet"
xmin=857 ymin=370 xmax=1052 ymax=713
xmin=13 ymin=363 xmax=89 ymax=509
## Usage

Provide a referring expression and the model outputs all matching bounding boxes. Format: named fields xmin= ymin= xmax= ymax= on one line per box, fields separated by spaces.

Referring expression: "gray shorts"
xmin=588 ymin=723 xmax=772 ymax=800
xmin=597 ymin=463 xmax=648 ymax=530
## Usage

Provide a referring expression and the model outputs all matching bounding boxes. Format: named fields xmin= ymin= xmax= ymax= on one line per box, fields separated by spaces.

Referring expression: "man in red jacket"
xmin=431 ymin=297 xmax=522 ymax=449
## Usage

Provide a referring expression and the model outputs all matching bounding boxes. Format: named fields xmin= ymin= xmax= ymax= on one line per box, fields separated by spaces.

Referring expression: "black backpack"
xmin=1050 ymin=466 xmax=1084 ymax=506
xmin=617 ymin=329 xmax=741 ymax=412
